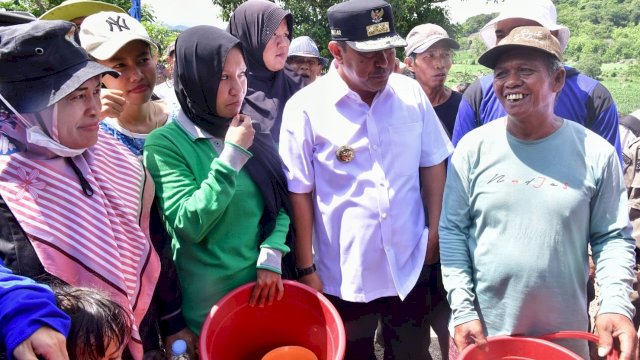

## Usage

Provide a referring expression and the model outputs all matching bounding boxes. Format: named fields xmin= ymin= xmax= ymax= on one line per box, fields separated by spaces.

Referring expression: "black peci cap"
xmin=327 ymin=0 xmax=406 ymax=52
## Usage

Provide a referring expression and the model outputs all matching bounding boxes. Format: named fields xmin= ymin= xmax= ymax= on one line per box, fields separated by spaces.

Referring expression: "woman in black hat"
xmin=0 ymin=20 xmax=183 ymax=360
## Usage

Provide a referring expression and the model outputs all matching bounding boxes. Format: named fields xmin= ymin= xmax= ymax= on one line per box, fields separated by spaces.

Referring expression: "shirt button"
xmin=382 ymin=213 xmax=387 ymax=219
xmin=372 ymin=145 xmax=378 ymax=151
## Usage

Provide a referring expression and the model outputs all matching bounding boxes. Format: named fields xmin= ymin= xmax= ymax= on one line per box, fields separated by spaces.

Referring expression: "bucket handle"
xmin=538 ymin=331 xmax=619 ymax=360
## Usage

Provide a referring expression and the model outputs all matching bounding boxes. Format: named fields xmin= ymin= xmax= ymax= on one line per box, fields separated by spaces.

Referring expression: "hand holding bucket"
xmin=199 ymin=280 xmax=345 ymax=360
xmin=458 ymin=331 xmax=619 ymax=360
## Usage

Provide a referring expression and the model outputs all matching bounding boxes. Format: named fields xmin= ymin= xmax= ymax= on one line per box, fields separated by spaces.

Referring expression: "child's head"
xmin=54 ymin=285 xmax=132 ymax=360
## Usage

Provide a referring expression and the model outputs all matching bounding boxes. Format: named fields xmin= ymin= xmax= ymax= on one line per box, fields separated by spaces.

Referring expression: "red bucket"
xmin=458 ymin=331 xmax=619 ymax=360
xmin=199 ymin=280 xmax=346 ymax=360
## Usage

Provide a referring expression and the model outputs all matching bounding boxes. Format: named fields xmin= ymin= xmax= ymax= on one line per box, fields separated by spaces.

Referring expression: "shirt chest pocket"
xmin=386 ymin=122 xmax=422 ymax=177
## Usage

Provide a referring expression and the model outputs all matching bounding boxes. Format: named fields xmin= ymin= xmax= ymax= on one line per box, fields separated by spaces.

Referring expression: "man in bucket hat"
xmin=279 ymin=0 xmax=452 ymax=358
xmin=286 ymin=36 xmax=328 ymax=83
xmin=451 ymin=0 xmax=621 ymax=162
xmin=441 ymin=26 xmax=637 ymax=360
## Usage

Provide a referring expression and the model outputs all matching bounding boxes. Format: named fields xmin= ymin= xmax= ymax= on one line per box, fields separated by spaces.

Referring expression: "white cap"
xmin=79 ymin=11 xmax=156 ymax=60
xmin=405 ymin=23 xmax=459 ymax=56
xmin=479 ymin=0 xmax=570 ymax=51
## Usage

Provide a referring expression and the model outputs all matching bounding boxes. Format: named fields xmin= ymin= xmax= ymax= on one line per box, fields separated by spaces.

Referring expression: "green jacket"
xmin=143 ymin=116 xmax=290 ymax=334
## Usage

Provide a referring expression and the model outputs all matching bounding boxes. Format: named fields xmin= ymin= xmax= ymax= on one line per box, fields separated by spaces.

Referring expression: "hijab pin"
xmin=336 ymin=145 xmax=355 ymax=163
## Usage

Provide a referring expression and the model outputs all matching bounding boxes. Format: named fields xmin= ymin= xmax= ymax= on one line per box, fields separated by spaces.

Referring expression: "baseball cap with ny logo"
xmin=79 ymin=11 xmax=156 ymax=60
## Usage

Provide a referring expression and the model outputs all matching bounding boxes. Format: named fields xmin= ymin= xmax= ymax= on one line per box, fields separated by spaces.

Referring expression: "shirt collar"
xmin=323 ymin=68 xmax=351 ymax=104
xmin=175 ymin=109 xmax=214 ymax=140
xmin=323 ymin=65 xmax=392 ymax=106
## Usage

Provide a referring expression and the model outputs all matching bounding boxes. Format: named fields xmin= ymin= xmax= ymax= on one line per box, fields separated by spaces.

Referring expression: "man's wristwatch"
xmin=295 ymin=264 xmax=316 ymax=279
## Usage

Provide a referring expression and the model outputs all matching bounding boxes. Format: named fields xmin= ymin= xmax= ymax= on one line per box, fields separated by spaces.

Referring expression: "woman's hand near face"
xmin=249 ymin=269 xmax=284 ymax=307
xmin=99 ymin=89 xmax=126 ymax=119
xmin=225 ymin=114 xmax=255 ymax=150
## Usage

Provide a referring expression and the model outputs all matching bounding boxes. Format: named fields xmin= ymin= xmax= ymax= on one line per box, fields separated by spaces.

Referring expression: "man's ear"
xmin=328 ymin=41 xmax=343 ymax=63
xmin=552 ymin=66 xmax=566 ymax=93
xmin=404 ymin=57 xmax=414 ymax=72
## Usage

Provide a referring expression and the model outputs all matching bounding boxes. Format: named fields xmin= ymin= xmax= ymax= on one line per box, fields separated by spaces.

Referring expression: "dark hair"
xmin=54 ymin=285 xmax=132 ymax=360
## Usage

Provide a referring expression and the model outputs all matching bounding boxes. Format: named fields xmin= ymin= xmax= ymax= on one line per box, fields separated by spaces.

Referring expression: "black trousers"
xmin=325 ymin=264 xmax=450 ymax=360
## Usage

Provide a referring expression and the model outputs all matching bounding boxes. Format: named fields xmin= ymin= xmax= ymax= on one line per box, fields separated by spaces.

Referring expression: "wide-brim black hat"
xmin=0 ymin=20 xmax=118 ymax=113
xmin=0 ymin=60 xmax=118 ymax=113
xmin=0 ymin=10 xmax=36 ymax=26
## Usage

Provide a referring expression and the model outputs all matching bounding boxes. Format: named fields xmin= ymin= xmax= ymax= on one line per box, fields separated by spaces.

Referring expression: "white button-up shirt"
xmin=279 ymin=70 xmax=453 ymax=302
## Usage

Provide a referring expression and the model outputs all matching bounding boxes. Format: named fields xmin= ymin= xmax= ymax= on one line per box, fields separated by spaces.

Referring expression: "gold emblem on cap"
xmin=336 ymin=145 xmax=355 ymax=163
xmin=371 ymin=8 xmax=384 ymax=23
xmin=366 ymin=22 xmax=390 ymax=37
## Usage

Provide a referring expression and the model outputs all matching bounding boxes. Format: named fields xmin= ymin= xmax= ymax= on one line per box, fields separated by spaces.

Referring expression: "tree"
xmin=575 ymin=54 xmax=603 ymax=79
xmin=1 ymin=0 xmax=133 ymax=17
xmin=556 ymin=0 xmax=640 ymax=63
xmin=459 ymin=12 xmax=497 ymax=36
xmin=211 ymin=0 xmax=452 ymax=60
xmin=0 ymin=1 xmax=177 ymax=56
xmin=144 ymin=22 xmax=178 ymax=55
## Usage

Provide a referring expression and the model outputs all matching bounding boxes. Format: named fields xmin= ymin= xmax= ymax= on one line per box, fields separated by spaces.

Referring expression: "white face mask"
xmin=26 ymin=125 xmax=86 ymax=157
xmin=0 ymin=93 xmax=86 ymax=158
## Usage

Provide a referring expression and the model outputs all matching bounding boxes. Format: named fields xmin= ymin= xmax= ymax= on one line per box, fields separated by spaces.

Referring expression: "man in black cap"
xmin=279 ymin=0 xmax=453 ymax=358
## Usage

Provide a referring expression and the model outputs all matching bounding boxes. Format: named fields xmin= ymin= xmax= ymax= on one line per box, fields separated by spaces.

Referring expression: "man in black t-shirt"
xmin=404 ymin=23 xmax=461 ymax=138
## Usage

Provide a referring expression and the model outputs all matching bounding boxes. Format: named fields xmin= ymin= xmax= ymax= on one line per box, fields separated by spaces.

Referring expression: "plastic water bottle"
xmin=170 ymin=339 xmax=190 ymax=360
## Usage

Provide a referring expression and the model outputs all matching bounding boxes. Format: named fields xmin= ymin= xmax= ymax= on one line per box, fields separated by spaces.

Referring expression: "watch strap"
xmin=295 ymin=263 xmax=316 ymax=278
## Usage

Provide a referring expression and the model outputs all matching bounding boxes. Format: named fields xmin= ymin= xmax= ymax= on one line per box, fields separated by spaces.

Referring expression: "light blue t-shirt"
xmin=99 ymin=119 xmax=147 ymax=157
xmin=440 ymin=118 xmax=635 ymax=357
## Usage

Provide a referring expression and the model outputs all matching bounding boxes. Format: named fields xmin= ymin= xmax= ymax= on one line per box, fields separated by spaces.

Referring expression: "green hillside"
xmin=557 ymin=0 xmax=640 ymax=63
xmin=452 ymin=0 xmax=640 ymax=114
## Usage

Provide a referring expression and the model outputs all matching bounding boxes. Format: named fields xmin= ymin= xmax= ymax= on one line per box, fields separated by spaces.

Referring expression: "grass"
xmin=446 ymin=63 xmax=488 ymax=89
xmin=445 ymin=63 xmax=640 ymax=115
xmin=600 ymin=79 xmax=640 ymax=115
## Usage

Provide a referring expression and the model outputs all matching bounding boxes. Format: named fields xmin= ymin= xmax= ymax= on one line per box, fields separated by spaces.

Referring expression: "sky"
xmin=144 ymin=0 xmax=226 ymax=29
xmin=144 ymin=0 xmax=503 ymax=29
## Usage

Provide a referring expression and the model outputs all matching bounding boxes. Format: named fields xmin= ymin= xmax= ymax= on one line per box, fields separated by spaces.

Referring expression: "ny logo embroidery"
xmin=106 ymin=16 xmax=130 ymax=32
